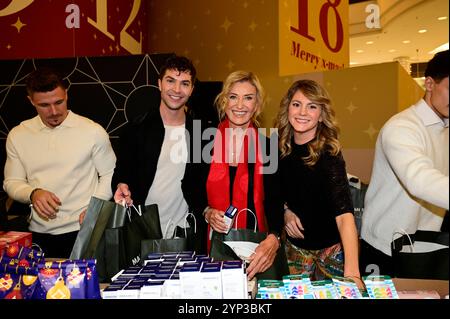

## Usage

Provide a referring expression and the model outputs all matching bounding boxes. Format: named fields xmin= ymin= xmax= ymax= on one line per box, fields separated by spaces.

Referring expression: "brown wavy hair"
xmin=214 ymin=70 xmax=266 ymax=126
xmin=275 ymin=79 xmax=341 ymax=166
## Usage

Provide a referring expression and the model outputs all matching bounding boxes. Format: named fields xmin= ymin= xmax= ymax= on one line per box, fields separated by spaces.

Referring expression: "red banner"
xmin=0 ymin=0 xmax=148 ymax=59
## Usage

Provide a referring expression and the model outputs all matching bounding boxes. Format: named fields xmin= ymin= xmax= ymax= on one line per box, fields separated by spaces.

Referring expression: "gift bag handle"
xmin=167 ymin=213 xmax=198 ymax=238
xmin=233 ymin=208 xmax=257 ymax=232
xmin=125 ymin=202 xmax=142 ymax=221
xmin=163 ymin=219 xmax=175 ymax=239
xmin=392 ymin=228 xmax=414 ymax=252
xmin=184 ymin=212 xmax=197 ymax=236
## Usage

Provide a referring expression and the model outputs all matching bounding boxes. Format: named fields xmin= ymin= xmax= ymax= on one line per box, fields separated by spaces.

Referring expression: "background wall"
xmin=0 ymin=0 xmax=148 ymax=59
xmin=146 ymin=0 xmax=424 ymax=182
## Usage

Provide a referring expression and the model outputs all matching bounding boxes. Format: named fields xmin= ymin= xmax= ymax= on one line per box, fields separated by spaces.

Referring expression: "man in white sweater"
xmin=3 ymin=67 xmax=116 ymax=257
xmin=360 ymin=50 xmax=449 ymax=276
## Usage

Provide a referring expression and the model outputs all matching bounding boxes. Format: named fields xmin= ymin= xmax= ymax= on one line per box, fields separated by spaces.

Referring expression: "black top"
xmin=112 ymin=109 xmax=212 ymax=253
xmin=229 ymin=165 xmax=256 ymax=230
xmin=280 ymin=142 xmax=354 ymax=250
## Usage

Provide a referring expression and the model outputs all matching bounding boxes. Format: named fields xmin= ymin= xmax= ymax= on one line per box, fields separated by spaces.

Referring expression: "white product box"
xmin=221 ymin=261 xmax=247 ymax=299
xmin=200 ymin=264 xmax=223 ymax=299
xmin=179 ymin=264 xmax=202 ymax=299
xmin=140 ymin=280 xmax=165 ymax=299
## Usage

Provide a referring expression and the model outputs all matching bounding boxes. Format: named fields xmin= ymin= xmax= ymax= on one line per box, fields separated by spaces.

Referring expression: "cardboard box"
xmin=0 ymin=231 xmax=32 ymax=250
xmin=392 ymin=278 xmax=449 ymax=299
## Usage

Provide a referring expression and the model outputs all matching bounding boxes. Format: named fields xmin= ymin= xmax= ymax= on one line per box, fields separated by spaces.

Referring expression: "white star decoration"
xmin=226 ymin=60 xmax=235 ymax=70
xmin=221 ymin=18 xmax=233 ymax=33
xmin=347 ymin=102 xmax=358 ymax=114
xmin=364 ymin=124 xmax=379 ymax=140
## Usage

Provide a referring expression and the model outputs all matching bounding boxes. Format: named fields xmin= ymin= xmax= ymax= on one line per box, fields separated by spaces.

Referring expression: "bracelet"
xmin=29 ymin=188 xmax=42 ymax=203
xmin=269 ymin=232 xmax=281 ymax=248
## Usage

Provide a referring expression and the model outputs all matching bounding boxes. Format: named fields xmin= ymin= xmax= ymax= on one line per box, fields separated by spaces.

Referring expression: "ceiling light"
xmin=350 ymin=62 xmax=359 ymax=65
xmin=388 ymin=49 xmax=396 ymax=53
xmin=402 ymin=40 xmax=411 ymax=44
xmin=366 ymin=41 xmax=374 ymax=45
xmin=429 ymin=42 xmax=449 ymax=54
xmin=356 ymin=49 xmax=364 ymax=53
xmin=437 ymin=16 xmax=447 ymax=20
xmin=418 ymin=29 xmax=427 ymax=33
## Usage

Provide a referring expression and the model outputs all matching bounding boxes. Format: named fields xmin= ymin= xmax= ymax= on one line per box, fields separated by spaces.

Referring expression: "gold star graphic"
xmin=216 ymin=43 xmax=223 ymax=52
xmin=11 ymin=17 xmax=26 ymax=33
xmin=347 ymin=102 xmax=358 ymax=114
xmin=243 ymin=1 xmax=249 ymax=8
xmin=205 ymin=9 xmax=211 ymax=15
xmin=364 ymin=123 xmax=379 ymax=140
xmin=221 ymin=18 xmax=233 ymax=33
xmin=246 ymin=43 xmax=254 ymax=52
xmin=249 ymin=21 xmax=257 ymax=32
xmin=226 ymin=60 xmax=235 ymax=70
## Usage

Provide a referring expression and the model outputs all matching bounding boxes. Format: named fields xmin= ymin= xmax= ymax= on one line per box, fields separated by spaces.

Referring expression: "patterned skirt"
xmin=284 ymin=239 xmax=344 ymax=280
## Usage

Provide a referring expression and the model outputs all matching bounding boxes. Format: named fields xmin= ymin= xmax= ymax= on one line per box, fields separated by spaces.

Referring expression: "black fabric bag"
xmin=70 ymin=197 xmax=163 ymax=282
xmin=391 ymin=230 xmax=449 ymax=280
xmin=140 ymin=213 xmax=197 ymax=258
xmin=209 ymin=209 xmax=289 ymax=280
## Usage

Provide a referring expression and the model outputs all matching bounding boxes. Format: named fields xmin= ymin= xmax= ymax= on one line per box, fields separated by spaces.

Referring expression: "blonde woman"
xmin=275 ymin=80 xmax=361 ymax=282
xmin=187 ymin=70 xmax=283 ymax=280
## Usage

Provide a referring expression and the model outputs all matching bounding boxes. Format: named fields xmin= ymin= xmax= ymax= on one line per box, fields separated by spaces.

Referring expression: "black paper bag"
xmin=391 ymin=230 xmax=449 ymax=280
xmin=70 ymin=197 xmax=163 ymax=282
xmin=209 ymin=209 xmax=289 ymax=280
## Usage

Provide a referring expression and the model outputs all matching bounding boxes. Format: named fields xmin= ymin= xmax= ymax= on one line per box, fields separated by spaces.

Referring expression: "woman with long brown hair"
xmin=275 ymin=79 xmax=361 ymax=282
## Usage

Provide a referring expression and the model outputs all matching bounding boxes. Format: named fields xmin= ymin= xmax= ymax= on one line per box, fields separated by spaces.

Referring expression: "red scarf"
xmin=206 ymin=119 xmax=267 ymax=251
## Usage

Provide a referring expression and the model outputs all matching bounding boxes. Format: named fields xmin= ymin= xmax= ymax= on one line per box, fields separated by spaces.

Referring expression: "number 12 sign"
xmin=279 ymin=0 xmax=349 ymax=76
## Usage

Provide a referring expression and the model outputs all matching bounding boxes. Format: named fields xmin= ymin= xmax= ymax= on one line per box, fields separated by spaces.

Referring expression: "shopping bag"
xmin=140 ymin=213 xmax=196 ymax=258
xmin=70 ymin=197 xmax=163 ymax=282
xmin=391 ymin=230 xmax=449 ymax=280
xmin=173 ymin=213 xmax=206 ymax=253
xmin=209 ymin=209 xmax=289 ymax=280
xmin=0 ymin=245 xmax=43 ymax=299
xmin=1 ymin=243 xmax=45 ymax=263
xmin=32 ymin=259 xmax=101 ymax=299
xmin=0 ymin=260 xmax=39 ymax=299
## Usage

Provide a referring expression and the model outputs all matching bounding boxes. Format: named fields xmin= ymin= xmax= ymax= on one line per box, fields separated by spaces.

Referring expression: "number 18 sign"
xmin=278 ymin=0 xmax=349 ymax=76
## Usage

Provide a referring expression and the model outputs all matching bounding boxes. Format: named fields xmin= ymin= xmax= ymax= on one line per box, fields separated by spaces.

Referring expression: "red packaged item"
xmin=0 ymin=231 xmax=32 ymax=250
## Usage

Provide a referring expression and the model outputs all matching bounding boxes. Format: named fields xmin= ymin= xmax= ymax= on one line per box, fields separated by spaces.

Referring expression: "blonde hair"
xmin=275 ymin=79 xmax=341 ymax=166
xmin=214 ymin=70 xmax=266 ymax=126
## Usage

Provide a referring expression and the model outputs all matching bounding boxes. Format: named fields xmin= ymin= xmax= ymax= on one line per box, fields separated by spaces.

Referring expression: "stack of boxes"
xmin=102 ymin=251 xmax=249 ymax=299
xmin=256 ymin=274 xmax=400 ymax=299
xmin=0 ymin=231 xmax=32 ymax=250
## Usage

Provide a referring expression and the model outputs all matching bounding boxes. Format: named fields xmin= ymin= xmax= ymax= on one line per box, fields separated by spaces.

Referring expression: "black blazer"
xmin=112 ymin=107 xmax=204 ymax=205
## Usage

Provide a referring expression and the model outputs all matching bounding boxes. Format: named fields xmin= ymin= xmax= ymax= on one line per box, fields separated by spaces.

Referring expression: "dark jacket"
xmin=112 ymin=107 xmax=211 ymax=253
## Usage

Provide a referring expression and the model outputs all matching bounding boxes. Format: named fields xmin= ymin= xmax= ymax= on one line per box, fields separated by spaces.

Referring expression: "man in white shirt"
xmin=360 ymin=50 xmax=449 ymax=276
xmin=3 ymin=67 xmax=116 ymax=257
